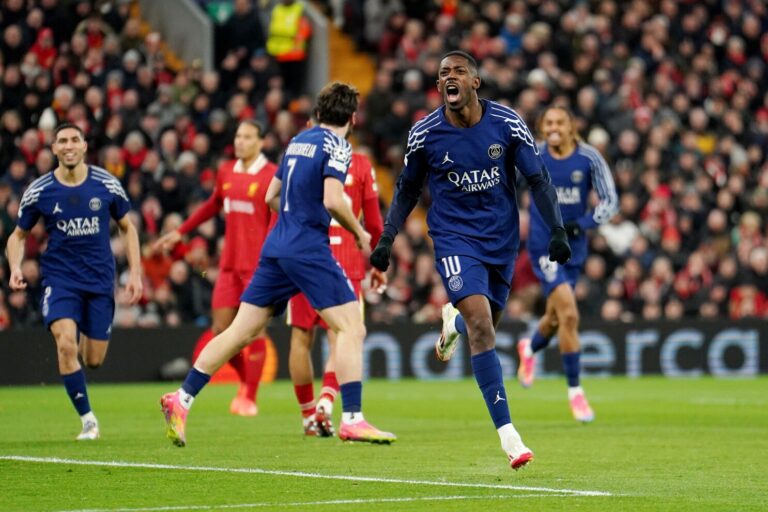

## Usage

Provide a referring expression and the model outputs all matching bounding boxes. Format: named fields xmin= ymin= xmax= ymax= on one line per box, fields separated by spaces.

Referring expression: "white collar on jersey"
xmin=233 ymin=153 xmax=267 ymax=175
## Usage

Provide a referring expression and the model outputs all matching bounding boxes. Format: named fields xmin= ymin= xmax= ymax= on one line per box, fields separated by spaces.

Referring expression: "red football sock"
xmin=319 ymin=371 xmax=339 ymax=403
xmin=229 ymin=350 xmax=246 ymax=383
xmin=294 ymin=383 xmax=316 ymax=418
xmin=191 ymin=329 xmax=215 ymax=364
xmin=241 ymin=337 xmax=266 ymax=401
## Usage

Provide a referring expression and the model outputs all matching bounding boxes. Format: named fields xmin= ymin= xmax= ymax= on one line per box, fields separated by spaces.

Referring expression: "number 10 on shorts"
xmin=441 ymin=256 xmax=462 ymax=278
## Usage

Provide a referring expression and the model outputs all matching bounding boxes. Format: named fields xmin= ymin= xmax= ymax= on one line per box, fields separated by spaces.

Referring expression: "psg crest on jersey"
xmin=488 ymin=144 xmax=503 ymax=160
xmin=571 ymin=170 xmax=584 ymax=183
xmin=448 ymin=275 xmax=464 ymax=291
xmin=89 ymin=197 xmax=102 ymax=211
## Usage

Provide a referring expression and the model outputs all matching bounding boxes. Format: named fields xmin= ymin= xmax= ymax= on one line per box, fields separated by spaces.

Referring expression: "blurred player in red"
xmin=286 ymin=152 xmax=386 ymax=436
xmin=153 ymin=120 xmax=277 ymax=416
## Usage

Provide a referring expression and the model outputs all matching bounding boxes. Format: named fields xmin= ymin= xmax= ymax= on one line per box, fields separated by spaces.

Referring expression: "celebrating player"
xmin=515 ymin=106 xmax=618 ymax=421
xmin=153 ymin=120 xmax=277 ymax=417
xmin=6 ymin=123 xmax=142 ymax=440
xmin=160 ymin=82 xmax=396 ymax=447
xmin=286 ymin=151 xmax=386 ymax=436
xmin=370 ymin=51 xmax=570 ymax=469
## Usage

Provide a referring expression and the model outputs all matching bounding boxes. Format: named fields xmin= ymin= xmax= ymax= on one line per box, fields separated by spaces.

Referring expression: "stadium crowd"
xmin=1 ymin=0 xmax=767 ymax=331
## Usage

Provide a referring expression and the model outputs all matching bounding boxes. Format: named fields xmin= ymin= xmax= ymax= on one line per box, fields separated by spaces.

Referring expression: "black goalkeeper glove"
xmin=370 ymin=233 xmax=394 ymax=271
xmin=564 ymin=221 xmax=582 ymax=239
xmin=548 ymin=226 xmax=572 ymax=264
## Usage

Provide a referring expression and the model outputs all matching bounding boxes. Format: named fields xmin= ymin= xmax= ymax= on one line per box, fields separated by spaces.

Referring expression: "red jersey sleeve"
xmin=360 ymin=156 xmax=383 ymax=248
xmin=178 ymin=169 xmax=224 ymax=235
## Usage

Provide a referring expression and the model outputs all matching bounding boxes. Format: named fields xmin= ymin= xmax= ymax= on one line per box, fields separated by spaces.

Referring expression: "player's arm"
xmin=266 ymin=176 xmax=282 ymax=213
xmin=6 ymin=227 xmax=30 ymax=290
xmin=514 ymin=138 xmax=571 ymax=264
xmin=324 ymin=177 xmax=370 ymax=253
xmin=370 ymin=142 xmax=427 ymax=271
xmin=360 ymin=159 xmax=387 ymax=291
xmin=568 ymin=147 xmax=619 ymax=238
xmin=152 ymin=179 xmax=224 ymax=252
xmin=116 ymin=214 xmax=144 ymax=304
xmin=9 ymin=185 xmax=43 ymax=290
xmin=361 ymin=159 xmax=384 ymax=249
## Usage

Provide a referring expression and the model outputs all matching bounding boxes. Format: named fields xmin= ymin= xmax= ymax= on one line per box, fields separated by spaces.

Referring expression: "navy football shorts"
xmin=435 ymin=254 xmax=515 ymax=312
xmin=41 ymin=284 xmax=115 ymax=340
xmin=241 ymin=255 xmax=357 ymax=316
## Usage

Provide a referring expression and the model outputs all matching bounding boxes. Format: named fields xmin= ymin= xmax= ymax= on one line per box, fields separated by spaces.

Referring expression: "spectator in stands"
xmin=266 ymin=0 xmax=312 ymax=98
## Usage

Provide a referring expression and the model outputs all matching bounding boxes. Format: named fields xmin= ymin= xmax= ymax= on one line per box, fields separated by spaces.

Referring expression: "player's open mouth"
xmin=445 ymin=84 xmax=460 ymax=103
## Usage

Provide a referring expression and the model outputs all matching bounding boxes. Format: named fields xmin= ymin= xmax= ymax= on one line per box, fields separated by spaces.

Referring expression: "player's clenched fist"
xmin=548 ymin=226 xmax=571 ymax=264
xmin=370 ymin=233 xmax=394 ymax=271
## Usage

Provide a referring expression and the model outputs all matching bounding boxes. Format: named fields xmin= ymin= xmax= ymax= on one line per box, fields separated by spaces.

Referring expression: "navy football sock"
xmin=561 ymin=352 xmax=580 ymax=387
xmin=530 ymin=331 xmax=551 ymax=353
xmin=62 ymin=369 xmax=91 ymax=416
xmin=340 ymin=381 xmax=362 ymax=413
xmin=181 ymin=367 xmax=211 ymax=397
xmin=471 ymin=349 xmax=512 ymax=428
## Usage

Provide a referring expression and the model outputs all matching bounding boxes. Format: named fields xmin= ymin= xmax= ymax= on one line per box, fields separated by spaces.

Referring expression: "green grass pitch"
xmin=1 ymin=377 xmax=766 ymax=511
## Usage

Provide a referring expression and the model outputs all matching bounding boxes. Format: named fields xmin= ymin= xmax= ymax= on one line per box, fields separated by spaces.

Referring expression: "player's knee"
xmin=345 ymin=320 xmax=366 ymax=342
xmin=84 ymin=358 xmax=103 ymax=369
xmin=465 ymin=316 xmax=495 ymax=351
xmin=560 ymin=307 xmax=579 ymax=330
xmin=55 ymin=338 xmax=78 ymax=364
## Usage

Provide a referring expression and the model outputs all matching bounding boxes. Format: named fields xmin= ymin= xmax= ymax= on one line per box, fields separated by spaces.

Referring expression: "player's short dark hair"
xmin=239 ymin=119 xmax=265 ymax=138
xmin=53 ymin=123 xmax=85 ymax=140
xmin=441 ymin=50 xmax=478 ymax=75
xmin=314 ymin=82 xmax=359 ymax=127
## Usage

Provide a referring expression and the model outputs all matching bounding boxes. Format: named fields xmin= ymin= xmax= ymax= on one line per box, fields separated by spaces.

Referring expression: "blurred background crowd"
xmin=1 ymin=0 xmax=767 ymax=331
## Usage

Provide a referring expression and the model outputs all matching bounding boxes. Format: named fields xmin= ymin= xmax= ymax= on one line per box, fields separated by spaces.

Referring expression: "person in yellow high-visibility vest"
xmin=267 ymin=0 xmax=312 ymax=98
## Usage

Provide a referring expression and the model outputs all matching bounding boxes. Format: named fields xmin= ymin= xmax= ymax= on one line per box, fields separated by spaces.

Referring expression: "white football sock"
xmin=568 ymin=386 xmax=584 ymax=400
xmin=342 ymin=411 xmax=365 ymax=424
xmin=178 ymin=389 xmax=195 ymax=409
xmin=80 ymin=411 xmax=97 ymax=426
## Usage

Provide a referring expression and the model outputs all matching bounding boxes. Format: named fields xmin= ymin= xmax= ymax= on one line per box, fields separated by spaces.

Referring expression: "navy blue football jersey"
xmin=393 ymin=100 xmax=553 ymax=265
xmin=17 ymin=166 xmax=131 ymax=294
xmin=262 ymin=126 xmax=352 ymax=258
xmin=529 ymin=142 xmax=618 ymax=266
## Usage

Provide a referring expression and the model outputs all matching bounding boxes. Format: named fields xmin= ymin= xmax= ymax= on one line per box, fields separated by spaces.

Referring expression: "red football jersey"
xmin=328 ymin=153 xmax=383 ymax=280
xmin=179 ymin=155 xmax=277 ymax=273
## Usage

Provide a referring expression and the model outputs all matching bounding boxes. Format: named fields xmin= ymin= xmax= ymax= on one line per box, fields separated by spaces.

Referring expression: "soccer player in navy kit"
xmin=160 ymin=82 xmax=395 ymax=447
xmin=6 ymin=123 xmax=143 ymax=440
xmin=370 ymin=51 xmax=571 ymax=470
xmin=516 ymin=106 xmax=618 ymax=422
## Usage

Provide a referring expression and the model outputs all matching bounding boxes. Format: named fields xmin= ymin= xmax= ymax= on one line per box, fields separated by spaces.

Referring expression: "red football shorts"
xmin=287 ymin=279 xmax=363 ymax=330
xmin=212 ymin=269 xmax=254 ymax=309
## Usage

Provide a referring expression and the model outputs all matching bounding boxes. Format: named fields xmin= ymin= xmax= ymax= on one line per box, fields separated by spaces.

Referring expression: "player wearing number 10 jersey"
xmin=370 ymin=51 xmax=571 ymax=470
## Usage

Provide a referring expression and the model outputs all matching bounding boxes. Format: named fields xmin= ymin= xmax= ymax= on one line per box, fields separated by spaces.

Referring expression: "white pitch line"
xmin=0 ymin=455 xmax=612 ymax=497
xmin=55 ymin=494 xmax=573 ymax=512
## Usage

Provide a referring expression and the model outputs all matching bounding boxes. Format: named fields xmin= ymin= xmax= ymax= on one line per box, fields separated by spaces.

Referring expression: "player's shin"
xmin=471 ymin=349 xmax=512 ymax=428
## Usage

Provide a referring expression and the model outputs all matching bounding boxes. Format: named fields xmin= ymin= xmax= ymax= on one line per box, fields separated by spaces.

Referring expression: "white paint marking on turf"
xmin=55 ymin=495 xmax=573 ymax=512
xmin=0 ymin=455 xmax=612 ymax=497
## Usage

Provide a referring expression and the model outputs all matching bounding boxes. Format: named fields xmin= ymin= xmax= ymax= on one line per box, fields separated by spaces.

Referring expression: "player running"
xmin=286 ymin=152 xmax=386 ymax=437
xmin=516 ymin=106 xmax=618 ymax=421
xmin=7 ymin=123 xmax=142 ymax=440
xmin=160 ymin=82 xmax=396 ymax=447
xmin=153 ymin=120 xmax=277 ymax=417
xmin=370 ymin=51 xmax=570 ymax=470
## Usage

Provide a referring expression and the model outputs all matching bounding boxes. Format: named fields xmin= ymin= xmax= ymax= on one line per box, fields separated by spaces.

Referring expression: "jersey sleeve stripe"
xmin=579 ymin=144 xmax=618 ymax=225
xmin=91 ymin=169 xmax=130 ymax=202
